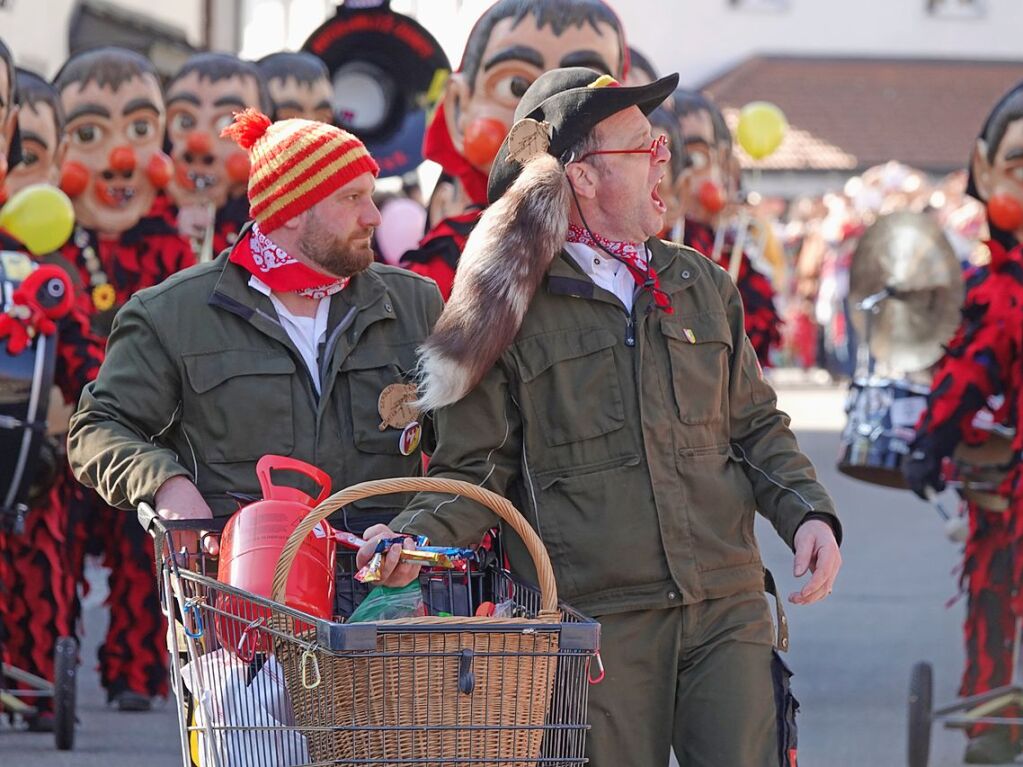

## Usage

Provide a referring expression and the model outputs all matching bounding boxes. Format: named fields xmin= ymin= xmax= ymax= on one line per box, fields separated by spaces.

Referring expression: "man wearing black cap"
xmin=366 ymin=68 xmax=842 ymax=765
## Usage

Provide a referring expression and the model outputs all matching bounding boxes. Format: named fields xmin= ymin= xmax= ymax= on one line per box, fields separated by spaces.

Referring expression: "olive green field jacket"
xmin=390 ymin=239 xmax=839 ymax=617
xmin=68 ymin=239 xmax=443 ymax=520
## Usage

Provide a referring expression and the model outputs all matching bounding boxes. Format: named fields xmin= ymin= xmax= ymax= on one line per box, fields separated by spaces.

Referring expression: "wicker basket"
xmin=270 ymin=478 xmax=563 ymax=766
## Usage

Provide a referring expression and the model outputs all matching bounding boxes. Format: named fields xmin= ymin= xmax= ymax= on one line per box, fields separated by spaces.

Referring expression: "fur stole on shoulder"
xmin=415 ymin=154 xmax=570 ymax=411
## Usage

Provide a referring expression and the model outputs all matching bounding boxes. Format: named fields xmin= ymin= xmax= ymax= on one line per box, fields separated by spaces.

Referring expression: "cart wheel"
xmin=907 ymin=661 xmax=933 ymax=767
xmin=53 ymin=637 xmax=77 ymax=751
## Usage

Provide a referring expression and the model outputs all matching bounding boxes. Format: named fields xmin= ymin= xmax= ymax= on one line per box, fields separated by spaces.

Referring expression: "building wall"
xmin=0 ymin=0 xmax=204 ymax=77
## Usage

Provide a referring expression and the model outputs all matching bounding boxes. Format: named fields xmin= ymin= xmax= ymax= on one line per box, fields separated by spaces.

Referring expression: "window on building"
xmin=728 ymin=0 xmax=789 ymax=11
xmin=926 ymin=0 xmax=986 ymax=18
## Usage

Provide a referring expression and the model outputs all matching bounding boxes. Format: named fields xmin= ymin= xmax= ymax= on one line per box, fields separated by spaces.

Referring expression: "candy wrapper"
xmin=334 ymin=531 xmax=475 ymax=583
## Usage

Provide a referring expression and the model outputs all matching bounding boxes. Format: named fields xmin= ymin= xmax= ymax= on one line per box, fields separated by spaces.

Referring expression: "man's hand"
xmin=789 ymin=519 xmax=841 ymax=605
xmin=154 ymin=475 xmax=218 ymax=555
xmin=357 ymin=524 xmax=422 ymax=587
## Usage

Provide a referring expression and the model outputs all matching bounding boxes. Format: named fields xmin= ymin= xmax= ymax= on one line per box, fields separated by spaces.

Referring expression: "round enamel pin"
xmin=378 ymin=382 xmax=420 ymax=431
xmin=399 ymin=421 xmax=422 ymax=456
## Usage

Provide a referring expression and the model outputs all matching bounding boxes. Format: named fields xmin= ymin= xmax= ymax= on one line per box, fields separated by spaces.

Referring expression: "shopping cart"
xmin=143 ymin=477 xmax=601 ymax=767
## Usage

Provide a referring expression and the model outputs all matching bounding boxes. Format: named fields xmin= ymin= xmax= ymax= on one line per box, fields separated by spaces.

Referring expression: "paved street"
xmin=1 ymin=377 xmax=983 ymax=765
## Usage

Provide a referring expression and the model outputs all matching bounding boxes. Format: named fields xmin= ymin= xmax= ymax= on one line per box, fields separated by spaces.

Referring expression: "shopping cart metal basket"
xmin=144 ymin=477 xmax=601 ymax=767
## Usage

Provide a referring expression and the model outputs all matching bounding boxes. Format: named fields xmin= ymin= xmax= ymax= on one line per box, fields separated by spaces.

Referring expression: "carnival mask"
xmin=973 ymin=117 xmax=1023 ymax=240
xmin=678 ymin=108 xmax=728 ymax=224
xmin=0 ymin=64 xmax=18 ymax=205
xmin=165 ymin=71 xmax=261 ymax=210
xmin=443 ymin=14 xmax=621 ymax=175
xmin=6 ymin=98 xmax=64 ymax=196
xmin=58 ymin=73 xmax=171 ymax=235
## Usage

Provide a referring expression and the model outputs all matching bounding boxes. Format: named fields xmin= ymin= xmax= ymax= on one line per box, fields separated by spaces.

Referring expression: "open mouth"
xmin=651 ymin=181 xmax=667 ymax=214
xmin=96 ymin=182 xmax=138 ymax=209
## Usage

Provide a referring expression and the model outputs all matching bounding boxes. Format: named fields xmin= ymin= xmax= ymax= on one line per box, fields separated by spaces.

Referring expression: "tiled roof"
xmin=702 ymin=56 xmax=1023 ymax=172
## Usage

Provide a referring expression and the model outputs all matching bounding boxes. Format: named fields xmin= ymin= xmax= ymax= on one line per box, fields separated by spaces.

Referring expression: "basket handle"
xmin=270 ymin=477 xmax=559 ymax=616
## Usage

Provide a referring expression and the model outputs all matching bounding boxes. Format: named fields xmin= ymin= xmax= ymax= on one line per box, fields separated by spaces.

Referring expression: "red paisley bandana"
xmin=566 ymin=223 xmax=673 ymax=314
xmin=230 ymin=223 xmax=348 ymax=300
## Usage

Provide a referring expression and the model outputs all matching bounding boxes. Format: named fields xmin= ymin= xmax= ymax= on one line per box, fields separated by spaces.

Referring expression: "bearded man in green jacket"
xmin=361 ymin=68 xmax=842 ymax=766
xmin=68 ymin=109 xmax=442 ymax=532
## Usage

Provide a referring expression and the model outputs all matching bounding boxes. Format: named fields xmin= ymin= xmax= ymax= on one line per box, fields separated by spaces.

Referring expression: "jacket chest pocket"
xmin=342 ymin=346 xmax=418 ymax=456
xmin=661 ymin=313 xmax=733 ymax=426
xmin=514 ymin=328 xmax=625 ymax=447
xmin=183 ymin=350 xmax=296 ymax=463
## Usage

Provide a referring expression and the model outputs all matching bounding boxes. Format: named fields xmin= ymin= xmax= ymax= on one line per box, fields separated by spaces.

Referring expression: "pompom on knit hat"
xmin=221 ymin=108 xmax=380 ymax=233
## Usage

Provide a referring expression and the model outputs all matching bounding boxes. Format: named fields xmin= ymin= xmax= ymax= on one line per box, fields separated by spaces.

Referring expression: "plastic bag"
xmin=348 ymin=582 xmax=425 ymax=622
xmin=180 ymin=649 xmax=308 ymax=767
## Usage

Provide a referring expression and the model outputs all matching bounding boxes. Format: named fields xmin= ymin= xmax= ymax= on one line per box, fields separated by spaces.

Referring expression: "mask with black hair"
xmin=53 ymin=46 xmax=173 ymax=236
xmin=673 ymin=88 xmax=731 ymax=224
xmin=968 ymin=81 xmax=1023 ymax=248
xmin=0 ymin=37 xmax=23 ymax=203
xmin=256 ymin=52 xmax=333 ymax=123
xmin=164 ymin=53 xmax=269 ymax=212
xmin=424 ymin=0 xmax=627 ymax=208
xmin=6 ymin=68 xmax=65 ymax=196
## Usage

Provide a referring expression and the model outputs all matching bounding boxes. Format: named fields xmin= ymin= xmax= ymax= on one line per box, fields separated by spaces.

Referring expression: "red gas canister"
xmin=216 ymin=455 xmax=335 ymax=658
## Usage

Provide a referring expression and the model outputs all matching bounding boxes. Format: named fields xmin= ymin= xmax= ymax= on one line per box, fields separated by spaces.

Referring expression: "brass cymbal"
xmin=849 ymin=212 xmax=963 ymax=373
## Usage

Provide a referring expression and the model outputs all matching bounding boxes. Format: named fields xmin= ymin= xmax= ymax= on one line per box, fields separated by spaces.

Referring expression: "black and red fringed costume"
xmin=59 ymin=194 xmax=195 ymax=702
xmin=912 ymin=241 xmax=1023 ymax=739
xmin=0 ymin=228 xmax=105 ymax=716
xmin=683 ymin=218 xmax=781 ymax=367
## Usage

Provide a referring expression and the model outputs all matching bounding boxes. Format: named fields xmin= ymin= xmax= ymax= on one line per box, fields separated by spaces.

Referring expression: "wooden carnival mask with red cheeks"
xmin=972 ymin=116 xmax=1023 ymax=242
xmin=443 ymin=8 xmax=623 ymax=175
xmin=58 ymin=72 xmax=170 ymax=235
xmin=7 ymin=89 xmax=66 ymax=197
xmin=165 ymin=70 xmax=262 ymax=210
xmin=0 ymin=61 xmax=20 ymax=205
xmin=677 ymin=107 xmax=729 ymax=225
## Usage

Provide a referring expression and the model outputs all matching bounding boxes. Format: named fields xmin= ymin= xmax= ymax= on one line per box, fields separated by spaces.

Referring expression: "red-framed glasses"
xmin=575 ymin=133 xmax=668 ymax=163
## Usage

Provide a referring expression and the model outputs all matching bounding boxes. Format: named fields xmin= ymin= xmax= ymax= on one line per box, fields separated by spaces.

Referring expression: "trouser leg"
xmin=960 ymin=503 xmax=1016 ymax=740
xmin=96 ymin=504 xmax=168 ymax=700
xmin=585 ymin=607 xmax=681 ymax=767
xmin=674 ymin=591 xmax=779 ymax=767
xmin=0 ymin=482 xmax=78 ymax=714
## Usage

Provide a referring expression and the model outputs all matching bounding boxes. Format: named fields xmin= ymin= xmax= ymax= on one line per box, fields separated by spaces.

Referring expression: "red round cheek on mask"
xmin=146 ymin=151 xmax=174 ymax=189
xmin=698 ymin=180 xmax=727 ymax=214
xmin=988 ymin=193 xmax=1023 ymax=232
xmin=59 ymin=161 xmax=91 ymax=198
xmin=226 ymin=151 xmax=250 ymax=184
xmin=462 ymin=117 xmax=508 ymax=169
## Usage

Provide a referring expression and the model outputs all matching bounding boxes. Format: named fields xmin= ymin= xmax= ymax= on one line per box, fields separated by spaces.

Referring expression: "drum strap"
xmin=765 ymin=569 xmax=790 ymax=652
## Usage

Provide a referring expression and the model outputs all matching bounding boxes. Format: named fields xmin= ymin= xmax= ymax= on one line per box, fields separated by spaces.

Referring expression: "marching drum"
xmin=838 ymin=376 xmax=930 ymax=488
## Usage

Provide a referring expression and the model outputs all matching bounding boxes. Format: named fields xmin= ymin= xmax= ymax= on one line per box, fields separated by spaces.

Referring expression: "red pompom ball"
xmin=220 ymin=108 xmax=272 ymax=150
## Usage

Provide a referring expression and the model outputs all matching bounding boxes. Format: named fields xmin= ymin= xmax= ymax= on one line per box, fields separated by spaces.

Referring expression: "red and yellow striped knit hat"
xmin=221 ymin=108 xmax=379 ymax=234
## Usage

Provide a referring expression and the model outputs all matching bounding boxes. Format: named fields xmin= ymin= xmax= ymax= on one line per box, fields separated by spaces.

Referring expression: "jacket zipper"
xmin=625 ymin=312 xmax=636 ymax=347
xmin=729 ymin=443 xmax=814 ymax=511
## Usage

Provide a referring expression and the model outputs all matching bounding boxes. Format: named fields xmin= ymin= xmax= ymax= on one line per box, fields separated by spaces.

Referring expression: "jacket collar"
xmin=545 ymin=237 xmax=702 ymax=310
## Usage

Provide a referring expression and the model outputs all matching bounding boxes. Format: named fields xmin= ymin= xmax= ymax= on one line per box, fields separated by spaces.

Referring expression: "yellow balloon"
xmin=0 ymin=184 xmax=76 ymax=255
xmin=736 ymin=102 xmax=788 ymax=160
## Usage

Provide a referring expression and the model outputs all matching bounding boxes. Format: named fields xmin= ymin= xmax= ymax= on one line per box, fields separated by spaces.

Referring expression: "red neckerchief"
xmin=566 ymin=223 xmax=673 ymax=314
xmin=229 ymin=223 xmax=348 ymax=300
